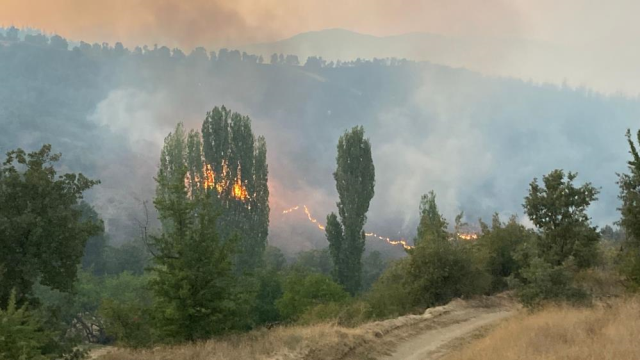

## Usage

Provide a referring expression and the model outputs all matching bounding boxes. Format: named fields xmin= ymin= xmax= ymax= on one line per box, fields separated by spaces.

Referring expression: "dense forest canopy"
xmin=1 ymin=27 xmax=639 ymax=254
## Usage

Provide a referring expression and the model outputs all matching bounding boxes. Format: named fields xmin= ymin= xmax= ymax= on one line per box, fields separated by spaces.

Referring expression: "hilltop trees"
xmin=326 ymin=126 xmax=375 ymax=294
xmin=0 ymin=145 xmax=102 ymax=308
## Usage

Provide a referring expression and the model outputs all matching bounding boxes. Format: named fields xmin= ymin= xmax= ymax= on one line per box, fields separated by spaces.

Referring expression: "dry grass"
xmin=99 ymin=324 xmax=376 ymax=360
xmin=444 ymin=297 xmax=640 ymax=360
xmin=97 ymin=295 xmax=514 ymax=360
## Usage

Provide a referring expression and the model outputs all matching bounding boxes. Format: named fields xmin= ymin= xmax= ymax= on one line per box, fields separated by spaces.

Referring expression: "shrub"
xmin=276 ymin=273 xmax=349 ymax=321
xmin=405 ymin=239 xmax=491 ymax=309
xmin=0 ymin=291 xmax=57 ymax=360
xmin=509 ymin=257 xmax=589 ymax=307
xmin=366 ymin=259 xmax=414 ymax=319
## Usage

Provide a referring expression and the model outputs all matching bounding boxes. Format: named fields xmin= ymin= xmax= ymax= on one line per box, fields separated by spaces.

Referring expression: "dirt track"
xmin=380 ymin=309 xmax=514 ymax=360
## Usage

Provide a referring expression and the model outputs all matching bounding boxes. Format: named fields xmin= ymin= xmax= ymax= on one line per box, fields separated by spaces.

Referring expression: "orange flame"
xmin=457 ymin=233 xmax=478 ymax=241
xmin=187 ymin=161 xmax=249 ymax=201
xmin=282 ymin=206 xmax=299 ymax=214
xmin=303 ymin=205 xmax=325 ymax=231
xmin=283 ymin=205 xmax=412 ymax=249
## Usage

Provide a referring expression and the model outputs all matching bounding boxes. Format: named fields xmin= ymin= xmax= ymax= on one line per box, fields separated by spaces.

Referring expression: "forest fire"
xmin=282 ymin=205 xmax=480 ymax=249
xmin=458 ymin=233 xmax=479 ymax=241
xmin=188 ymin=162 xmax=249 ymax=201
xmin=282 ymin=205 xmax=412 ymax=249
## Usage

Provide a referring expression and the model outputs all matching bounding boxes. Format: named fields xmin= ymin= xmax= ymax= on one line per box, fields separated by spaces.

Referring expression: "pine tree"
xmin=150 ymin=159 xmax=239 ymax=341
xmin=325 ymin=126 xmax=375 ymax=294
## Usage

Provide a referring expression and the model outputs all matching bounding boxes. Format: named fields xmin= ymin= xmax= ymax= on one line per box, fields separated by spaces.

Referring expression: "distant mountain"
xmin=239 ymin=29 xmax=634 ymax=95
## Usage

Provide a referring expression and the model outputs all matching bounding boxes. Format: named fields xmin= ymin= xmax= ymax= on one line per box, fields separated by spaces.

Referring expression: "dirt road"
xmin=380 ymin=309 xmax=514 ymax=360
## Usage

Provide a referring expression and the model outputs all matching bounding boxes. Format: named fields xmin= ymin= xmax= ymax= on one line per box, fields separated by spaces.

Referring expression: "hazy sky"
xmin=2 ymin=0 xmax=637 ymax=48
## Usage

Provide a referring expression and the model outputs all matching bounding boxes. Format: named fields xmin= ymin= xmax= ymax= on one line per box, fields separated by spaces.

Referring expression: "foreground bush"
xmin=276 ymin=272 xmax=349 ymax=321
xmin=0 ymin=291 xmax=75 ymax=360
xmin=509 ymin=258 xmax=588 ymax=308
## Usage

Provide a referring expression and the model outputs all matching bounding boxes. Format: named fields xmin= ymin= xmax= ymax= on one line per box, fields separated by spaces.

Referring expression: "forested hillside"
xmin=2 ymin=28 xmax=639 ymax=253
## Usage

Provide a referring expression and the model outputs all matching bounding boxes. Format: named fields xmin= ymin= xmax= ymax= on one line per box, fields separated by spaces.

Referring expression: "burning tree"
xmin=157 ymin=106 xmax=270 ymax=272
xmin=325 ymin=126 xmax=375 ymax=294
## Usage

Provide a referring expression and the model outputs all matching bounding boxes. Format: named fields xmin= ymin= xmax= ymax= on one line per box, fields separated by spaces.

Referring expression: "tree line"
xmin=3 ymin=108 xmax=640 ymax=358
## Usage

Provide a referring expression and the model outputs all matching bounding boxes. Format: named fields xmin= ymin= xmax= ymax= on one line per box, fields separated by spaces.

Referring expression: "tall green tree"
xmin=157 ymin=109 xmax=270 ymax=273
xmin=523 ymin=169 xmax=600 ymax=268
xmin=415 ymin=191 xmax=448 ymax=245
xmin=0 ymin=145 xmax=101 ymax=307
xmin=325 ymin=126 xmax=375 ymax=294
xmin=150 ymin=159 xmax=240 ymax=341
xmin=201 ymin=107 xmax=270 ymax=271
xmin=618 ymin=129 xmax=640 ymax=287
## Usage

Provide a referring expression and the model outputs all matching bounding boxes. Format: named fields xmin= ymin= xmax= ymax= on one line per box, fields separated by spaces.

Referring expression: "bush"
xmin=99 ymin=300 xmax=155 ymax=348
xmin=476 ymin=215 xmax=533 ymax=292
xmin=405 ymin=240 xmax=491 ymax=309
xmin=509 ymin=257 xmax=589 ymax=308
xmin=276 ymin=273 xmax=349 ymax=321
xmin=366 ymin=259 xmax=414 ymax=319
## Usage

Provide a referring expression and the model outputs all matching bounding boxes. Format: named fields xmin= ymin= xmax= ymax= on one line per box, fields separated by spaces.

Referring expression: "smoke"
xmin=77 ymin=59 xmax=640 ymax=254
xmin=2 ymin=0 xmax=523 ymax=48
xmin=368 ymin=69 xmax=638 ymax=233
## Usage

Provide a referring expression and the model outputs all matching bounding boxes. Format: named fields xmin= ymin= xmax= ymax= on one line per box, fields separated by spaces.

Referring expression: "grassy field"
xmin=444 ymin=296 xmax=640 ymax=360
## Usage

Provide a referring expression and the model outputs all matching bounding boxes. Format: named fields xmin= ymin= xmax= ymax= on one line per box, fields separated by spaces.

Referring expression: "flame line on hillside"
xmin=282 ymin=205 xmax=413 ymax=250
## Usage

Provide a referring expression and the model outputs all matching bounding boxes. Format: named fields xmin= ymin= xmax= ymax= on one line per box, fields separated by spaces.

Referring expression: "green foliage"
xmin=524 ymin=169 xmax=601 ymax=268
xmin=101 ymin=242 xmax=149 ymax=276
xmin=415 ymin=191 xmax=448 ymax=245
xmin=618 ymin=129 xmax=640 ymax=287
xmin=99 ymin=300 xmax=154 ymax=348
xmin=151 ymin=158 xmax=242 ymax=342
xmin=326 ymin=126 xmax=375 ymax=294
xmin=253 ymin=270 xmax=283 ymax=326
xmin=0 ymin=291 xmax=64 ymax=360
xmin=276 ymin=273 xmax=349 ymax=321
xmin=0 ymin=145 xmax=101 ymax=308
xmin=509 ymin=257 xmax=588 ymax=308
xmin=476 ymin=214 xmax=534 ymax=292
xmin=361 ymin=251 xmax=388 ymax=292
xmin=263 ymin=245 xmax=287 ymax=272
xmin=35 ymin=270 xmax=153 ymax=347
xmin=201 ymin=108 xmax=271 ymax=272
xmin=406 ymin=238 xmax=491 ymax=309
xmin=292 ymin=248 xmax=334 ymax=276
xmin=366 ymin=259 xmax=414 ymax=319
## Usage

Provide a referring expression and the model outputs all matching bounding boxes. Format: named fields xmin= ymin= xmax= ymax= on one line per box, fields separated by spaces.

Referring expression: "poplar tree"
xmin=157 ymin=106 xmax=270 ymax=273
xmin=325 ymin=126 xmax=375 ymax=294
